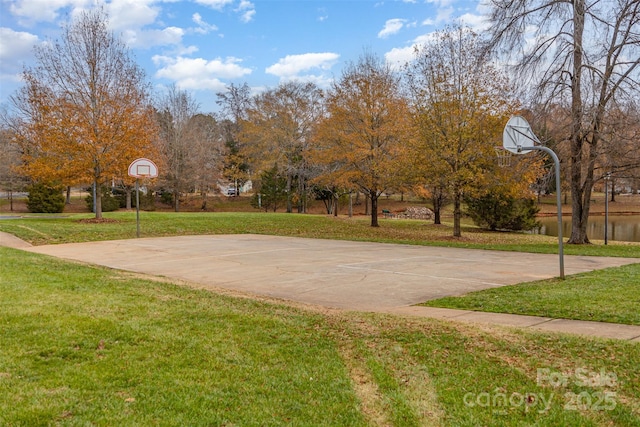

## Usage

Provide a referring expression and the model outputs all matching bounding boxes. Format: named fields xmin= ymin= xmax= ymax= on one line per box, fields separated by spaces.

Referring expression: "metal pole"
xmin=135 ymin=179 xmax=140 ymax=238
xmin=521 ymin=146 xmax=565 ymax=279
xmin=604 ymin=174 xmax=609 ymax=245
xmin=92 ymin=182 xmax=97 ymax=213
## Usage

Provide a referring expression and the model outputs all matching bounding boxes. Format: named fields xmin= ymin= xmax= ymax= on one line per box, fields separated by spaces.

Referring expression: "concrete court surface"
xmin=25 ymin=234 xmax=639 ymax=311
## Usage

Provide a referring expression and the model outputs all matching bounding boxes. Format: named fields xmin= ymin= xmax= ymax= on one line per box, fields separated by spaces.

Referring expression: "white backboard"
xmin=503 ymin=116 xmax=539 ymax=154
xmin=128 ymin=158 xmax=159 ymax=178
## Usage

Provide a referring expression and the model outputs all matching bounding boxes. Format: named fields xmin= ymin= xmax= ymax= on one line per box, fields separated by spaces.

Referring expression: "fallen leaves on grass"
xmin=75 ymin=218 xmax=121 ymax=224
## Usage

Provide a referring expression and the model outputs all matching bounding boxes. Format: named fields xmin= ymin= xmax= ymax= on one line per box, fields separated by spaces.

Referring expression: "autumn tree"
xmin=405 ymin=27 xmax=520 ymax=237
xmin=486 ymin=0 xmax=640 ymax=244
xmin=10 ymin=9 xmax=157 ymax=219
xmin=188 ymin=113 xmax=227 ymax=210
xmin=315 ymin=51 xmax=410 ymax=227
xmin=240 ymin=81 xmax=325 ymax=213
xmin=155 ymin=85 xmax=201 ymax=212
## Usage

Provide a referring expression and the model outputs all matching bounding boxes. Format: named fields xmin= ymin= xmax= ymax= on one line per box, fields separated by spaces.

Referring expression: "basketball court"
xmin=25 ymin=234 xmax=638 ymax=311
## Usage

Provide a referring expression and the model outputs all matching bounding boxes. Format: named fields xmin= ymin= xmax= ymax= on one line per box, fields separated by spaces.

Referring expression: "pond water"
xmin=535 ymin=215 xmax=640 ymax=243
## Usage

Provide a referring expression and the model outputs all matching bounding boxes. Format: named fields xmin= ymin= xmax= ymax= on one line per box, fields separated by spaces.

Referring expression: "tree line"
xmin=1 ymin=2 xmax=639 ymax=243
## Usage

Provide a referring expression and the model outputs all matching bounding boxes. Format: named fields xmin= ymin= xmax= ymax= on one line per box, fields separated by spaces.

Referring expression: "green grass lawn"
xmin=1 ymin=247 xmax=639 ymax=426
xmin=1 ymin=211 xmax=639 ymax=326
xmin=1 ymin=211 xmax=639 ymax=258
xmin=422 ymin=263 xmax=640 ymax=325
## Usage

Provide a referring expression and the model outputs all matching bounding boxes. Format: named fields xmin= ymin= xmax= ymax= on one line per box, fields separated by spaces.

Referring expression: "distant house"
xmin=218 ymin=180 xmax=253 ymax=196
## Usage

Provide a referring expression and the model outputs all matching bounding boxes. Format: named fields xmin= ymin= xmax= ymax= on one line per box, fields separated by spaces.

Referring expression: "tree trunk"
xmin=298 ymin=178 xmax=305 ymax=213
xmin=453 ymin=192 xmax=461 ymax=237
xmin=610 ymin=178 xmax=616 ymax=202
xmin=432 ymin=193 xmax=442 ymax=225
xmin=370 ymin=192 xmax=379 ymax=227
xmin=95 ymin=181 xmax=103 ymax=219
xmin=201 ymin=190 xmax=208 ymax=211
xmin=568 ymin=0 xmax=590 ymax=244
xmin=126 ymin=188 xmax=132 ymax=210
xmin=286 ymin=174 xmax=292 ymax=213
xmin=66 ymin=186 xmax=72 ymax=204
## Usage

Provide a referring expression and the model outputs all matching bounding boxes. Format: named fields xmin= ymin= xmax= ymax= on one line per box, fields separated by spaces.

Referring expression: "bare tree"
xmin=486 ymin=0 xmax=640 ymax=243
xmin=216 ymin=83 xmax=253 ymax=195
xmin=155 ymin=85 xmax=200 ymax=212
xmin=188 ymin=113 xmax=227 ymax=210
xmin=598 ymin=104 xmax=640 ymax=199
xmin=0 ymin=126 xmax=28 ymax=211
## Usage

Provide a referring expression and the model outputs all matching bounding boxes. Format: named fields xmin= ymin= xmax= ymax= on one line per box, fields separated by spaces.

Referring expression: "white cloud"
xmin=192 ymin=12 xmax=219 ymax=34
xmin=412 ymin=32 xmax=439 ymax=46
xmin=425 ymin=0 xmax=455 ymax=6
xmin=435 ymin=6 xmax=454 ymax=23
xmin=384 ymin=46 xmax=415 ymax=70
xmin=390 ymin=1 xmax=491 ymax=67
xmin=106 ymin=0 xmax=160 ymax=32
xmin=194 ymin=0 xmax=235 ymax=11
xmin=8 ymin=0 xmax=86 ymax=25
xmin=153 ymin=55 xmax=252 ymax=90
xmin=0 ymin=28 xmax=39 ymax=63
xmin=456 ymin=2 xmax=493 ymax=32
xmin=420 ymin=0 xmax=456 ymax=27
xmin=378 ymin=18 xmax=406 ymax=39
xmin=236 ymin=0 xmax=255 ymax=23
xmin=193 ymin=0 xmax=253 ymax=22
xmin=239 ymin=9 xmax=256 ymax=23
xmin=266 ymin=52 xmax=339 ymax=78
xmin=384 ymin=32 xmax=439 ymax=70
xmin=456 ymin=13 xmax=491 ymax=32
xmin=122 ymin=26 xmax=185 ymax=49
xmin=109 ymin=1 xmax=155 ymax=24
xmin=0 ymin=28 xmax=39 ymax=78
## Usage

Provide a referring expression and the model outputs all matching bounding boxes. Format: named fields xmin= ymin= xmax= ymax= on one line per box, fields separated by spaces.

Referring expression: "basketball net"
xmin=494 ymin=147 xmax=512 ymax=167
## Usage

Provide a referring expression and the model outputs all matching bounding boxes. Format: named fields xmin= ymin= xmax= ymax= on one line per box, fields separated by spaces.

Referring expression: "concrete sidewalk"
xmin=3 ymin=232 xmax=639 ymax=342
xmin=385 ymin=306 xmax=640 ymax=342
xmin=0 ymin=230 xmax=33 ymax=249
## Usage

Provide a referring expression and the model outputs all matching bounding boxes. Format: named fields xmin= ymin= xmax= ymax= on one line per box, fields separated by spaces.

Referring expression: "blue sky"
xmin=0 ymin=0 xmax=488 ymax=113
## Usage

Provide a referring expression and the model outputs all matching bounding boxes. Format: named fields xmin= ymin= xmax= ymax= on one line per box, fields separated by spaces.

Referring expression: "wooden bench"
xmin=382 ymin=209 xmax=394 ymax=218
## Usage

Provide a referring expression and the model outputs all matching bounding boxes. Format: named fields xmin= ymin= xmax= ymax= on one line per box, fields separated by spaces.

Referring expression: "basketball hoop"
xmin=503 ymin=116 xmax=540 ymax=154
xmin=127 ymin=158 xmax=159 ymax=238
xmin=128 ymin=158 xmax=159 ymax=178
xmin=494 ymin=147 xmax=512 ymax=167
xmin=502 ymin=115 xmax=564 ymax=279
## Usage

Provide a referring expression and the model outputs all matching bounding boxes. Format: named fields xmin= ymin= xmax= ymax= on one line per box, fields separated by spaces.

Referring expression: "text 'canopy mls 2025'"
xmin=128 ymin=158 xmax=159 ymax=178
xmin=503 ymin=116 xmax=540 ymax=154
